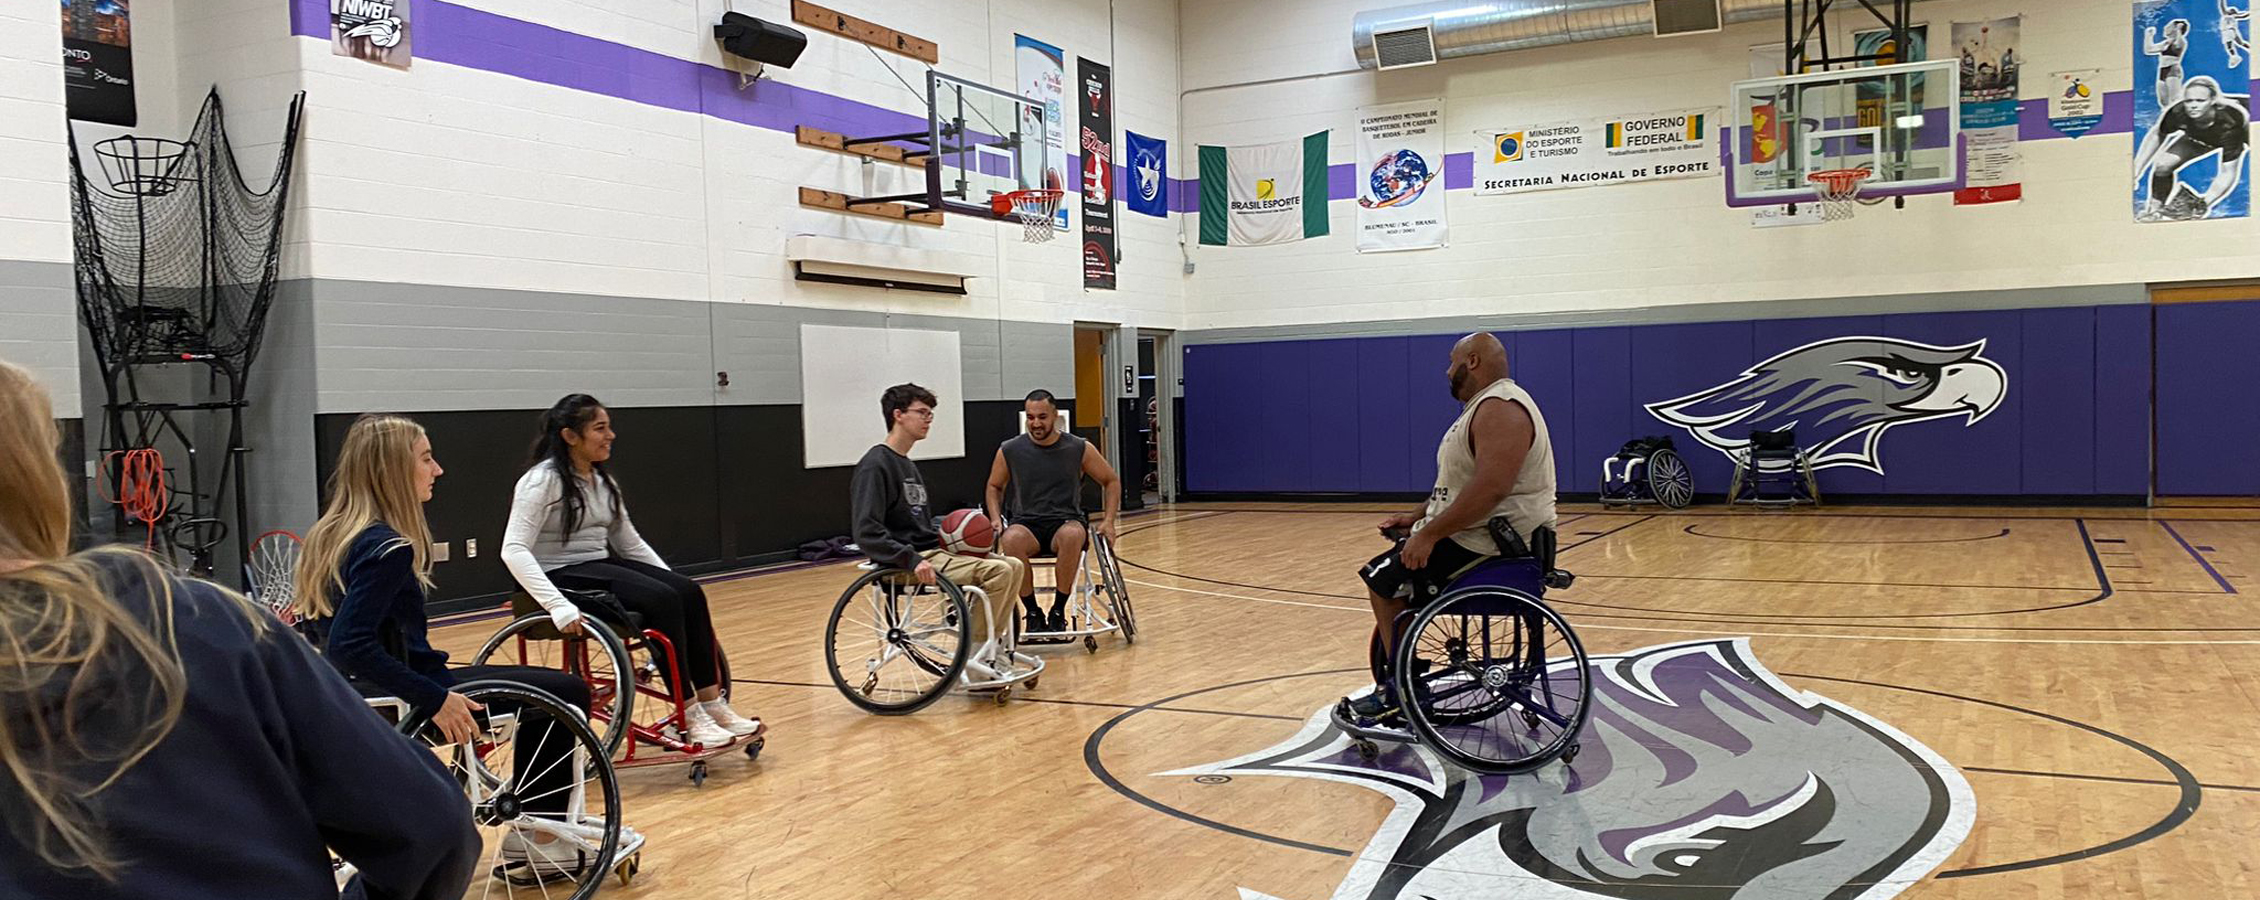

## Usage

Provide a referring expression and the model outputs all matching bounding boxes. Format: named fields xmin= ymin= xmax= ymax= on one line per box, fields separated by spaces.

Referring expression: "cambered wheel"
xmin=1393 ymin=587 xmax=1593 ymax=775
xmin=471 ymin=614 xmax=634 ymax=765
xmin=1646 ymin=448 xmax=1695 ymax=509
xmin=824 ymin=569 xmax=971 ymax=715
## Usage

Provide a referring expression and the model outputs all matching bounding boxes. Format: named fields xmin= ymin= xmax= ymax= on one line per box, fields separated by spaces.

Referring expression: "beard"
xmin=1448 ymin=366 xmax=1471 ymax=399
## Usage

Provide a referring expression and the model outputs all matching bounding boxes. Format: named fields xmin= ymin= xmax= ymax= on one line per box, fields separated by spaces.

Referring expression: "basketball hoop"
xmin=991 ymin=189 xmax=1063 ymax=243
xmin=1807 ymin=168 xmax=1872 ymax=221
xmin=92 ymin=136 xmax=197 ymax=197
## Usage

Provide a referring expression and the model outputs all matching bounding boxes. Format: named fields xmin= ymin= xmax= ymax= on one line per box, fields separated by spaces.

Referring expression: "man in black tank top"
xmin=986 ymin=389 xmax=1122 ymax=634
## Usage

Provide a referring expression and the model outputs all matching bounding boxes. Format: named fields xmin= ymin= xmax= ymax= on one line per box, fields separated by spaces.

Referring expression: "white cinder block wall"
xmin=0 ymin=0 xmax=79 ymax=411
xmin=1179 ymin=0 xmax=2256 ymax=331
xmin=290 ymin=0 xmax=1186 ymax=329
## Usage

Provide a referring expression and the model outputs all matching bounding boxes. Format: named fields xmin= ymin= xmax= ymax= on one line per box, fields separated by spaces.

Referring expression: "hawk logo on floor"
xmin=1169 ymin=639 xmax=1974 ymax=900
xmin=1645 ymin=336 xmax=2008 ymax=474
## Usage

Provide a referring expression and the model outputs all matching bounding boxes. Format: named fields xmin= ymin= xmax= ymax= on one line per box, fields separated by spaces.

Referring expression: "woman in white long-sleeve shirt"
xmin=500 ymin=394 xmax=763 ymax=747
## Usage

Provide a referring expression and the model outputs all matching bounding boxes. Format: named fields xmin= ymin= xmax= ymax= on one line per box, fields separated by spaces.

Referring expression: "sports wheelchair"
xmin=1334 ymin=519 xmax=1593 ymax=775
xmin=1597 ymin=435 xmax=1695 ymax=509
xmin=1012 ymin=526 xmax=1138 ymax=652
xmin=825 ymin=564 xmax=1045 ymax=712
xmin=349 ymin=681 xmax=638 ymax=897
xmin=472 ymin=590 xmax=760 ymax=787
xmin=1726 ymin=428 xmax=1821 ymax=507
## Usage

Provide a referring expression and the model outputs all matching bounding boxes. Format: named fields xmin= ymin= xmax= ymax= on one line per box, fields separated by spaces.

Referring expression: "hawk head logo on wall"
xmin=1255 ymin=178 xmax=1277 ymax=200
xmin=1646 ymin=336 xmax=2008 ymax=475
xmin=1494 ymin=132 xmax=1525 ymax=162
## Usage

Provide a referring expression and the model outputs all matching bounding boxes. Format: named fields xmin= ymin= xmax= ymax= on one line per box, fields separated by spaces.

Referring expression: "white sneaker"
xmin=500 ymin=830 xmax=594 ymax=879
xmin=701 ymin=700 xmax=765 ymax=737
xmin=680 ymin=703 xmax=735 ymax=747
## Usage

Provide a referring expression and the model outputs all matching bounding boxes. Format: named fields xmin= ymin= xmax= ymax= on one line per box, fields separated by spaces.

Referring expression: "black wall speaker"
xmin=715 ymin=12 xmax=807 ymax=68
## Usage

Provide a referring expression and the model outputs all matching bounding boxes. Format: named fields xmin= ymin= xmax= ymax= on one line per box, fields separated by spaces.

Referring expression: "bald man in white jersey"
xmin=1347 ymin=332 xmax=1558 ymax=724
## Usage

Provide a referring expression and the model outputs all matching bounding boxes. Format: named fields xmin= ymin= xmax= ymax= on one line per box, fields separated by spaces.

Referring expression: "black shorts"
xmin=1359 ymin=537 xmax=1491 ymax=602
xmin=1015 ymin=517 xmax=1084 ymax=557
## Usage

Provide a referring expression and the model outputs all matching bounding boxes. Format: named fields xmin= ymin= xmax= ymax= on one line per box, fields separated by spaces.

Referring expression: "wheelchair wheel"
xmin=825 ymin=568 xmax=971 ymax=715
xmin=1095 ymin=535 xmax=1136 ymax=640
xmin=1726 ymin=455 xmax=1749 ymax=505
xmin=1394 ymin=587 xmax=1592 ymax=775
xmin=1646 ymin=448 xmax=1694 ymax=509
xmin=1798 ymin=456 xmax=1822 ymax=506
xmin=472 ymin=615 xmax=634 ymax=764
xmin=403 ymin=681 xmax=622 ymax=900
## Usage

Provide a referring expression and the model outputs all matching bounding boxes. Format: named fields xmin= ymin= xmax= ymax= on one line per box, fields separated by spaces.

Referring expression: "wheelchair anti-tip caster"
xmin=1354 ymin=738 xmax=1379 ymax=761
xmin=614 ymin=851 xmax=640 ymax=886
xmin=743 ymin=737 xmax=764 ymax=761
xmin=1084 ymin=635 xmax=1099 ymax=653
xmin=688 ymin=760 xmax=709 ymax=787
xmin=993 ymin=686 xmax=1013 ymax=705
xmin=1025 ymin=675 xmax=1040 ymax=690
xmin=1561 ymin=742 xmax=1581 ymax=765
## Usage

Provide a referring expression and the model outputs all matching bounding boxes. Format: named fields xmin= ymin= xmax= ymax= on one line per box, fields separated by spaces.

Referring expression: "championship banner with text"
xmin=1078 ymin=59 xmax=1117 ymax=289
xmin=1954 ymin=17 xmax=2023 ymax=205
xmin=332 ymin=0 xmax=412 ymax=69
xmin=61 ymin=0 xmax=136 ymax=126
xmin=1354 ymin=99 xmax=1447 ymax=252
xmin=1475 ymin=109 xmax=1721 ymax=195
xmin=2134 ymin=0 xmax=2250 ymax=222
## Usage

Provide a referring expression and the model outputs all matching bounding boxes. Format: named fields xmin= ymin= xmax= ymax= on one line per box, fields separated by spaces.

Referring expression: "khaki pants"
xmin=920 ymin=549 xmax=1025 ymax=645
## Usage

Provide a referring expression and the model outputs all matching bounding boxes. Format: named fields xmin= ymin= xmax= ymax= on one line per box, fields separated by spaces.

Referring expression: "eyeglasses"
xmin=904 ymin=408 xmax=936 ymax=420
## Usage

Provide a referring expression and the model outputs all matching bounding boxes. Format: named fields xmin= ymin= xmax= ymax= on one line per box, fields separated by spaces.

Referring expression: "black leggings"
xmin=549 ymin=557 xmax=722 ymax=693
xmin=372 ymin=666 xmax=591 ymax=816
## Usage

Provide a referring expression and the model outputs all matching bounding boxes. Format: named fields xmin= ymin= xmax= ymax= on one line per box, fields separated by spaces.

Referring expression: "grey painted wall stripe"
xmin=1181 ymin=284 xmax=2151 ymax=345
xmin=300 ymin=279 xmax=1077 ymax=414
xmin=0 ymin=259 xmax=81 ymax=412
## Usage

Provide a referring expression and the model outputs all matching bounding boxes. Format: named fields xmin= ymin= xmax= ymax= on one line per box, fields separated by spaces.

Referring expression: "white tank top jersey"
xmin=1416 ymin=377 xmax=1558 ymax=556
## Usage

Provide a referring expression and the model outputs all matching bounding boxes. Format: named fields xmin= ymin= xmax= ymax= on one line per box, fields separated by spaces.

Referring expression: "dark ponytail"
xmin=530 ymin=393 xmax=622 ymax=534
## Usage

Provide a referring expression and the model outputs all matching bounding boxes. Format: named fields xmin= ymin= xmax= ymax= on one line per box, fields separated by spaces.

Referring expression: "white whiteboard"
xmin=799 ymin=324 xmax=965 ymax=468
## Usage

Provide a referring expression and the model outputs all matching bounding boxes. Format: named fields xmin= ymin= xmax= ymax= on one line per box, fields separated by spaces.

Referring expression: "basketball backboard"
xmin=927 ymin=71 xmax=1045 ymax=218
xmin=1726 ymin=59 xmax=1961 ymax=206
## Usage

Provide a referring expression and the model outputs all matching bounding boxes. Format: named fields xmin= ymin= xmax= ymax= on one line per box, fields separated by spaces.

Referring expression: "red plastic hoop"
xmin=1806 ymin=168 xmax=1872 ymax=220
xmin=991 ymin=188 xmax=1064 ymax=242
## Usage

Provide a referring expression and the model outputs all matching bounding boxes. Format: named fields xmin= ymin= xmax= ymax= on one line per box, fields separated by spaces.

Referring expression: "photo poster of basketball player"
xmin=2135 ymin=0 xmax=2251 ymax=222
xmin=1953 ymin=17 xmax=2023 ymax=205
xmin=1015 ymin=34 xmax=1070 ymax=231
xmin=59 ymin=0 xmax=136 ymax=126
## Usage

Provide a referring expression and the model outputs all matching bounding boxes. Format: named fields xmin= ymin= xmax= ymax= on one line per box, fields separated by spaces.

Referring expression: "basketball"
xmin=938 ymin=508 xmax=995 ymax=556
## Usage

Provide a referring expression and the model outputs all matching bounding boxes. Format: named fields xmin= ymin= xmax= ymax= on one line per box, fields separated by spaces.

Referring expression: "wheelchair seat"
xmin=1747 ymin=428 xmax=1799 ymax=460
xmin=510 ymin=590 xmax=646 ymax=639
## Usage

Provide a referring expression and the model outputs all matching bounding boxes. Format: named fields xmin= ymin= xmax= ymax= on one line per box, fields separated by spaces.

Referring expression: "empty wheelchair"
xmin=472 ymin=590 xmax=759 ymax=787
xmin=1597 ymin=435 xmax=1695 ymax=509
xmin=825 ymin=565 xmax=1045 ymax=713
xmin=1016 ymin=529 xmax=1138 ymax=652
xmin=1335 ymin=520 xmax=1593 ymax=775
xmin=1726 ymin=428 xmax=1821 ymax=507
xmin=352 ymin=680 xmax=637 ymax=896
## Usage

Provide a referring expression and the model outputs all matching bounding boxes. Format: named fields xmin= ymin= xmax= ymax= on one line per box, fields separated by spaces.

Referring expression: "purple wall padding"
xmin=2156 ymin=300 xmax=2260 ymax=495
xmin=1184 ymin=303 xmax=2157 ymax=498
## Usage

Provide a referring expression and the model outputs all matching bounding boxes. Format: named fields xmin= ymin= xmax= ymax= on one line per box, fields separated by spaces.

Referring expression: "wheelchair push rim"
xmin=825 ymin=567 xmax=972 ymax=715
xmin=1394 ymin=586 xmax=1592 ymax=775
xmin=472 ymin=614 xmax=635 ymax=765
xmin=402 ymin=681 xmax=624 ymax=900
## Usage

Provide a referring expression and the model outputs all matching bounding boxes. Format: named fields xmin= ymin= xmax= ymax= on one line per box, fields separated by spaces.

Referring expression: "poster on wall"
xmin=1353 ymin=100 xmax=1447 ymax=252
xmin=331 ymin=0 xmax=412 ymax=68
xmin=1853 ymin=23 xmax=1929 ymax=128
xmin=1015 ymin=35 xmax=1070 ymax=231
xmin=2050 ymin=69 xmax=2105 ymax=138
xmin=2134 ymin=0 xmax=2250 ymax=222
xmin=60 ymin=0 xmax=136 ymax=126
xmin=1474 ymin=108 xmax=1720 ymax=196
xmin=1198 ymin=132 xmax=1331 ymax=246
xmin=1953 ymin=17 xmax=2022 ymax=204
xmin=1125 ymin=131 xmax=1169 ymax=217
xmin=1078 ymin=59 xmax=1117 ymax=288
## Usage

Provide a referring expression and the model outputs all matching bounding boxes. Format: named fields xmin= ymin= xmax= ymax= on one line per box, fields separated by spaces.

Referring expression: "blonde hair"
xmin=294 ymin=414 xmax=434 ymax=619
xmin=0 ymin=360 xmax=263 ymax=878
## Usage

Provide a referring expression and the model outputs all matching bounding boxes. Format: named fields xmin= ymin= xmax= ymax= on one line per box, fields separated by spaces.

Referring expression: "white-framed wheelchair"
xmin=1597 ymin=436 xmax=1695 ymax=509
xmin=1013 ymin=527 xmax=1139 ymax=652
xmin=345 ymin=680 xmax=639 ymax=897
xmin=1334 ymin=520 xmax=1595 ymax=776
xmin=1726 ymin=427 xmax=1822 ymax=507
xmin=825 ymin=564 xmax=1046 ymax=712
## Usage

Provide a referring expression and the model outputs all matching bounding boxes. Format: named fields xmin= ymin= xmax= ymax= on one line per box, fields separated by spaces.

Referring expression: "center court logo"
xmin=1169 ymin=639 xmax=1975 ymax=900
xmin=1494 ymin=132 xmax=1525 ymax=162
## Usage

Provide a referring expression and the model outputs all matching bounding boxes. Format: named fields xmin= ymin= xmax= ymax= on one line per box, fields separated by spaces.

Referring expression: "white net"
xmin=1807 ymin=168 xmax=1871 ymax=221
xmin=1007 ymin=190 xmax=1062 ymax=243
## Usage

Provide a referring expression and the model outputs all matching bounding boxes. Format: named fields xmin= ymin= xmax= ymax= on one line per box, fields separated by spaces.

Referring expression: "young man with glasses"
xmin=850 ymin=383 xmax=1026 ymax=670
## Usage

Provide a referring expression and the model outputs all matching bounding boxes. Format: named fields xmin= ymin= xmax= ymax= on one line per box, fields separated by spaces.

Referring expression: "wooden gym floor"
xmin=431 ymin=503 xmax=2260 ymax=899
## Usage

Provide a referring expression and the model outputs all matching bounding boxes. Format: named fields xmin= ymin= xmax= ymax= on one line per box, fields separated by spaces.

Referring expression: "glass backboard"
xmin=1727 ymin=59 xmax=1961 ymax=205
xmin=928 ymin=71 xmax=1045 ymax=218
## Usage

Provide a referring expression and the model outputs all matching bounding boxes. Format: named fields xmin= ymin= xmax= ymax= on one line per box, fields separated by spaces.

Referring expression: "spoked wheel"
xmin=1394 ymin=587 xmax=1592 ymax=775
xmin=404 ymin=681 xmax=622 ymax=900
xmin=1095 ymin=535 xmax=1136 ymax=641
xmin=1646 ymin=449 xmax=1695 ymax=509
xmin=245 ymin=529 xmax=302 ymax=623
xmin=1798 ymin=456 xmax=1822 ymax=506
xmin=825 ymin=568 xmax=971 ymax=715
xmin=472 ymin=615 xmax=634 ymax=764
xmin=1726 ymin=455 xmax=1750 ymax=505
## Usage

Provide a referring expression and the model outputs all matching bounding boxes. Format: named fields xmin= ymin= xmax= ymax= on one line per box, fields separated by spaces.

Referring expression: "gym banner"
xmin=1953 ymin=17 xmax=2023 ymax=205
xmin=1198 ymin=132 xmax=1330 ymax=246
xmin=331 ymin=0 xmax=412 ymax=68
xmin=1474 ymin=108 xmax=1721 ymax=196
xmin=1125 ymin=131 xmax=1168 ymax=218
xmin=1015 ymin=35 xmax=1070 ymax=231
xmin=60 ymin=0 xmax=136 ymax=126
xmin=1354 ymin=99 xmax=1447 ymax=252
xmin=2134 ymin=0 xmax=2250 ymax=222
xmin=1078 ymin=59 xmax=1117 ymax=289
xmin=2050 ymin=69 xmax=2105 ymax=138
